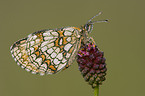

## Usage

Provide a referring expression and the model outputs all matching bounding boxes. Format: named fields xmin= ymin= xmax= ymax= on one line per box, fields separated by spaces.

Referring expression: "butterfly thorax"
xmin=80 ymin=23 xmax=93 ymax=44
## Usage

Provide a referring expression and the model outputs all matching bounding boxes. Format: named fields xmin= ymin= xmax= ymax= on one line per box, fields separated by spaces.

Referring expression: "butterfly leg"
xmin=88 ymin=37 xmax=96 ymax=45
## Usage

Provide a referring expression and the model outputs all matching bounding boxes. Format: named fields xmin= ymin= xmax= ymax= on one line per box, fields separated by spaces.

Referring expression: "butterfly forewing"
xmin=10 ymin=27 xmax=81 ymax=75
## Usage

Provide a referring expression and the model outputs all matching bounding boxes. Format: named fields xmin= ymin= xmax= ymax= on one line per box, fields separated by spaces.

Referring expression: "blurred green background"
xmin=0 ymin=0 xmax=145 ymax=96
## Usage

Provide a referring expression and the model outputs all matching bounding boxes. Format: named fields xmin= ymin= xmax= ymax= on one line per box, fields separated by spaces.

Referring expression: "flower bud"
xmin=77 ymin=43 xmax=107 ymax=88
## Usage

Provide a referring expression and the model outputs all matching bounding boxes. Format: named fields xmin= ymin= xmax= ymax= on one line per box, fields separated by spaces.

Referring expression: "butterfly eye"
xmin=84 ymin=23 xmax=93 ymax=33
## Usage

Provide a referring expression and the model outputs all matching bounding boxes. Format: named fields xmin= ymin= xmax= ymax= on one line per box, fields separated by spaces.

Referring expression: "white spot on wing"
xmin=31 ymin=54 xmax=36 ymax=60
xmin=40 ymin=64 xmax=47 ymax=69
xmin=59 ymin=38 xmax=63 ymax=45
xmin=14 ymin=58 xmax=17 ymax=61
xmin=10 ymin=50 xmax=13 ymax=54
xmin=14 ymin=52 xmax=17 ymax=56
xmin=12 ymin=54 xmax=14 ymax=58
xmin=62 ymin=58 xmax=67 ymax=63
xmin=30 ymin=41 xmax=35 ymax=46
xmin=47 ymin=48 xmax=54 ymax=54
xmin=46 ymin=69 xmax=53 ymax=74
xmin=57 ymin=63 xmax=66 ymax=71
xmin=13 ymin=47 xmax=18 ymax=52
xmin=25 ymin=68 xmax=30 ymax=72
xmin=27 ymin=49 xmax=30 ymax=54
xmin=17 ymin=62 xmax=20 ymax=65
xmin=56 ymin=53 xmax=63 ymax=60
xmin=51 ymin=52 xmax=57 ymax=58
xmin=55 ymin=48 xmax=60 ymax=53
xmin=63 ymin=27 xmax=74 ymax=31
xmin=49 ymin=39 xmax=56 ymax=43
xmin=10 ymin=45 xmax=13 ymax=50
xmin=44 ymin=37 xmax=53 ymax=40
xmin=18 ymin=53 xmax=22 ymax=57
xmin=53 ymin=47 xmax=56 ymax=50
xmin=53 ymin=58 xmax=60 ymax=65
xmin=51 ymin=32 xmax=58 ymax=36
xmin=64 ymin=43 xmax=72 ymax=51
xmin=66 ymin=53 xmax=71 ymax=58
xmin=47 ymin=43 xmax=54 ymax=48
xmin=35 ymin=58 xmax=42 ymax=66
xmin=64 ymin=31 xmax=72 ymax=36
xmin=43 ymin=30 xmax=53 ymax=36
xmin=30 ymin=47 xmax=34 ymax=53
xmin=32 ymin=35 xmax=37 ymax=40
xmin=16 ymin=56 xmax=19 ymax=60
xmin=39 ymin=64 xmax=47 ymax=75
xmin=66 ymin=37 xmax=71 ymax=42
xmin=41 ymin=46 xmax=47 ymax=52
xmin=21 ymin=65 xmax=25 ymax=69
xmin=16 ymin=50 xmax=20 ymax=54
xmin=28 ymin=34 xmax=32 ymax=38
xmin=27 ymin=66 xmax=32 ymax=70
xmin=41 ymin=41 xmax=49 ymax=47
xmin=35 ymin=39 xmax=41 ymax=44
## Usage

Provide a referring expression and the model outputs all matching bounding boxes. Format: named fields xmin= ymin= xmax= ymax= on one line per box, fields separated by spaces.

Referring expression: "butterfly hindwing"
xmin=10 ymin=27 xmax=81 ymax=75
xmin=10 ymin=37 xmax=36 ymax=72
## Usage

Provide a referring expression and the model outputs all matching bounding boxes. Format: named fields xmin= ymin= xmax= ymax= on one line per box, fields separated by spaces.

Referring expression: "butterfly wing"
xmin=10 ymin=27 xmax=81 ymax=75
xmin=10 ymin=37 xmax=38 ymax=73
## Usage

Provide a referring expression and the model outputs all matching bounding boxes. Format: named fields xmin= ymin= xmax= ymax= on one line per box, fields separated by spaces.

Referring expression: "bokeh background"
xmin=0 ymin=0 xmax=144 ymax=96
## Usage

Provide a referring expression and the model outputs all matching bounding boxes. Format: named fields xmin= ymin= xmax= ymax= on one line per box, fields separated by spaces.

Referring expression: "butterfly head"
xmin=83 ymin=22 xmax=94 ymax=34
xmin=82 ymin=12 xmax=108 ymax=34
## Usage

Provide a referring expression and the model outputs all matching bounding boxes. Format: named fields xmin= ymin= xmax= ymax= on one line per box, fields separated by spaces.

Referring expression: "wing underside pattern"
xmin=10 ymin=27 xmax=81 ymax=75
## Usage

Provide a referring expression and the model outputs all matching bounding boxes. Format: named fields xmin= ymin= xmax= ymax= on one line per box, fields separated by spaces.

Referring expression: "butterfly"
xmin=10 ymin=12 xmax=108 ymax=75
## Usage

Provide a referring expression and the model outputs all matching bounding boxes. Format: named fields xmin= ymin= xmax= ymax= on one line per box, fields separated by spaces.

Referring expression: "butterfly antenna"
xmin=91 ymin=19 xmax=109 ymax=24
xmin=88 ymin=11 xmax=102 ymax=23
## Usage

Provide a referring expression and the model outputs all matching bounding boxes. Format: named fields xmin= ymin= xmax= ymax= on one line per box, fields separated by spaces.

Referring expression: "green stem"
xmin=94 ymin=85 xmax=99 ymax=96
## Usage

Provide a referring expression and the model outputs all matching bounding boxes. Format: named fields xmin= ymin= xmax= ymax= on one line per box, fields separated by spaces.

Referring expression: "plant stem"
xmin=94 ymin=85 xmax=99 ymax=96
